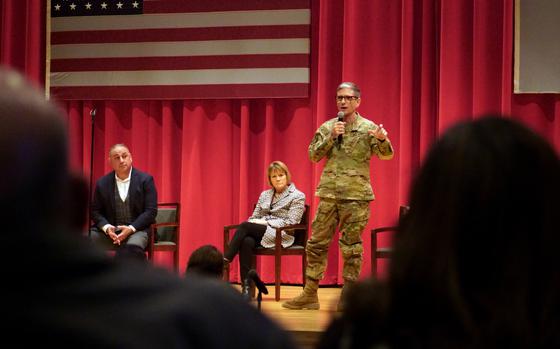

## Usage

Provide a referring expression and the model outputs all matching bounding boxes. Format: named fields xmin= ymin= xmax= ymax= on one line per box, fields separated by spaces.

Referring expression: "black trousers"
xmin=224 ymin=222 xmax=266 ymax=283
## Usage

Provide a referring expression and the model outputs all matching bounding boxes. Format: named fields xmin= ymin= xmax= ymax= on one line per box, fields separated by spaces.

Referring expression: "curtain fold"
xmin=0 ymin=0 xmax=45 ymax=85
xmin=2 ymin=0 xmax=559 ymax=284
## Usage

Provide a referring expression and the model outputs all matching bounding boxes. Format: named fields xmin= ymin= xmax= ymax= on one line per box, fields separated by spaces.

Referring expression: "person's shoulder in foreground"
xmin=21 ymin=239 xmax=297 ymax=349
xmin=0 ymin=67 xmax=296 ymax=349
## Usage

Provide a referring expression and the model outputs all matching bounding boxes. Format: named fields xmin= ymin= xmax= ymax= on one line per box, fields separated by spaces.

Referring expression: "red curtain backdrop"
xmin=2 ymin=0 xmax=559 ymax=285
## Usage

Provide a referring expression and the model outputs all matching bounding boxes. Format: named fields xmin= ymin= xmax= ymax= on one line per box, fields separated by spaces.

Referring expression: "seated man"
xmin=90 ymin=143 xmax=157 ymax=258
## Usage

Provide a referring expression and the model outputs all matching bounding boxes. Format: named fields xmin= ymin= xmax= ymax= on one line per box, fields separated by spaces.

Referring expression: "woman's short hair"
xmin=267 ymin=160 xmax=291 ymax=186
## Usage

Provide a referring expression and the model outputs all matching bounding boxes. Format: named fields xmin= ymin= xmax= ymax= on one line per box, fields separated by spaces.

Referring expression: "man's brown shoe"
xmin=282 ymin=291 xmax=320 ymax=310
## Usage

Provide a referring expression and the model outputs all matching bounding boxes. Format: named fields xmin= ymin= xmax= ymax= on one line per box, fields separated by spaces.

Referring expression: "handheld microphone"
xmin=337 ymin=111 xmax=344 ymax=146
xmin=247 ymin=269 xmax=268 ymax=295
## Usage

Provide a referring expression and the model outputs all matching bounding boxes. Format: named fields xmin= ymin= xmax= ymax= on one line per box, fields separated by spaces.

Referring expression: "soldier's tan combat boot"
xmin=336 ymin=279 xmax=355 ymax=312
xmin=282 ymin=278 xmax=320 ymax=310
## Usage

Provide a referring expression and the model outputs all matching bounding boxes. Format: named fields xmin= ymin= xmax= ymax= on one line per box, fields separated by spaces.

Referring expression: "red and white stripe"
xmin=49 ymin=0 xmax=310 ymax=100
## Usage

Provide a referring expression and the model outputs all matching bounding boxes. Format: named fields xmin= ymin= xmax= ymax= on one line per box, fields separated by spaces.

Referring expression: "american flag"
xmin=48 ymin=0 xmax=310 ymax=100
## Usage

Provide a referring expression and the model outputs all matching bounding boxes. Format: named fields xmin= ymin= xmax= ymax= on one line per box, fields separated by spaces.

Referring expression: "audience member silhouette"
xmin=0 ymin=67 xmax=298 ymax=349
xmin=185 ymin=244 xmax=224 ymax=279
xmin=318 ymin=116 xmax=560 ymax=349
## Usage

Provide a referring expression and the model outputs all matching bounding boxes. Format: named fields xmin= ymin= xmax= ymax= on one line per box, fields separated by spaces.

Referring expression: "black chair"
xmin=223 ymin=204 xmax=310 ymax=301
xmin=147 ymin=202 xmax=180 ymax=271
xmin=370 ymin=205 xmax=409 ymax=278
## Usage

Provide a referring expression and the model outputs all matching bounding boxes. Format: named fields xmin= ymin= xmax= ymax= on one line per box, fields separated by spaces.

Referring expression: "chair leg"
xmin=302 ymin=253 xmax=307 ymax=289
xmin=223 ymin=233 xmax=230 ymax=282
xmin=372 ymin=255 xmax=377 ymax=278
xmin=223 ymin=262 xmax=230 ymax=282
xmin=250 ymin=255 xmax=257 ymax=298
xmin=275 ymin=254 xmax=281 ymax=301
xmin=371 ymin=232 xmax=377 ymax=278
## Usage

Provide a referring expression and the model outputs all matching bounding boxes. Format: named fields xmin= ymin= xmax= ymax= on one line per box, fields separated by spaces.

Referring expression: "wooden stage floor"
xmin=239 ymin=285 xmax=343 ymax=349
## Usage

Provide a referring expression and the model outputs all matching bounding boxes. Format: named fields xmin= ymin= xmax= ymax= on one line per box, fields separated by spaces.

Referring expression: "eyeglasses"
xmin=336 ymin=95 xmax=359 ymax=102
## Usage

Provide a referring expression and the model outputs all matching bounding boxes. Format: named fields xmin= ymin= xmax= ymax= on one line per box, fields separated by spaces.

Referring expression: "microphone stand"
xmin=241 ymin=278 xmax=252 ymax=302
xmin=242 ymin=277 xmax=263 ymax=311
xmin=86 ymin=107 xmax=96 ymax=237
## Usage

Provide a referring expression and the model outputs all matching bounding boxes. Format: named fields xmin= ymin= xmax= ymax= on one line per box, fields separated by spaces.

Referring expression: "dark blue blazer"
xmin=91 ymin=168 xmax=158 ymax=231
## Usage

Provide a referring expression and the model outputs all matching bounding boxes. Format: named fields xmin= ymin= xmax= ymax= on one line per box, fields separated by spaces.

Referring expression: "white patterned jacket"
xmin=249 ymin=183 xmax=306 ymax=248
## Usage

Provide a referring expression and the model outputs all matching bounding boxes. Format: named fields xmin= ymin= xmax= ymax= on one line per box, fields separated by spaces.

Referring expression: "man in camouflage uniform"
xmin=282 ymin=82 xmax=394 ymax=310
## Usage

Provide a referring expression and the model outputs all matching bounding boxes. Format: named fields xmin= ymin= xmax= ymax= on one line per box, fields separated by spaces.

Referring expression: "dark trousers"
xmin=224 ymin=222 xmax=266 ymax=283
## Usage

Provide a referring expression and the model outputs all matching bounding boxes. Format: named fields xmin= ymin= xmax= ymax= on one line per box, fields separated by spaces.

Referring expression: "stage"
xmin=246 ymin=285 xmax=342 ymax=349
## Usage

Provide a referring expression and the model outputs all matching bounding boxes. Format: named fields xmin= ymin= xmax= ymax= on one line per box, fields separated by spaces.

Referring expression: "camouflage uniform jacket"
xmin=309 ymin=113 xmax=394 ymax=201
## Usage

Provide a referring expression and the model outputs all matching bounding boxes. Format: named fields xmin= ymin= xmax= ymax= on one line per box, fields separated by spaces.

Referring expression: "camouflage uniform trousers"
xmin=305 ymin=198 xmax=370 ymax=282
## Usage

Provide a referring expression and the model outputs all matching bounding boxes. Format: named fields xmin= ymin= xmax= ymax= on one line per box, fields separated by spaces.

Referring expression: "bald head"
xmin=0 ymin=68 xmax=69 ymax=228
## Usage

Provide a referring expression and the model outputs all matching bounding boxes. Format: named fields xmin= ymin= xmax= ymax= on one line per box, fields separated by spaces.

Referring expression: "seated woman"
xmin=224 ymin=160 xmax=306 ymax=286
